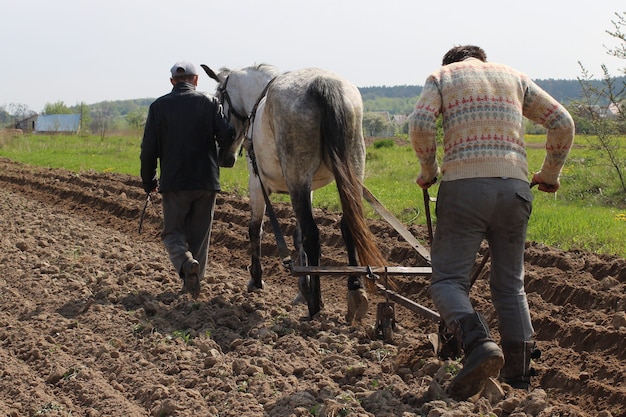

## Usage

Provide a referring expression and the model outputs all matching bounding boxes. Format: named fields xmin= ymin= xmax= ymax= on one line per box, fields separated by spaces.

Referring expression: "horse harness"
xmin=218 ymin=75 xmax=277 ymax=164
xmin=242 ymin=77 xmax=277 ymax=176
xmin=216 ymin=75 xmax=248 ymax=124
xmin=219 ymin=76 xmax=292 ymax=267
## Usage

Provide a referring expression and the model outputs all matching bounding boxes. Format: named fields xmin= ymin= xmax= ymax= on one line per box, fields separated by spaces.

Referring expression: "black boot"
xmin=500 ymin=341 xmax=541 ymax=390
xmin=448 ymin=312 xmax=504 ymax=400
xmin=181 ymin=258 xmax=200 ymax=299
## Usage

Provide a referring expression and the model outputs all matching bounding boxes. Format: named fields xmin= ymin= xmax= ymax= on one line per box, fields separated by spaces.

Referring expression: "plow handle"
xmin=423 ymin=189 xmax=433 ymax=245
xmin=138 ymin=192 xmax=151 ymax=234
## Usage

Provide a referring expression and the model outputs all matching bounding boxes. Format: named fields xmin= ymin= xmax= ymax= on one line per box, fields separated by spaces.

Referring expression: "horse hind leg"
xmin=292 ymin=223 xmax=310 ymax=305
xmin=291 ymin=190 xmax=322 ymax=319
xmin=341 ymin=216 xmax=369 ymax=325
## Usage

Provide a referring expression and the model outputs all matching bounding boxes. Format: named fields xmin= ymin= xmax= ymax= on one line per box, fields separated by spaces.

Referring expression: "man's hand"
xmin=531 ymin=173 xmax=559 ymax=193
xmin=416 ymin=175 xmax=437 ymax=190
xmin=143 ymin=179 xmax=158 ymax=194
xmin=218 ymin=147 xmax=236 ymax=168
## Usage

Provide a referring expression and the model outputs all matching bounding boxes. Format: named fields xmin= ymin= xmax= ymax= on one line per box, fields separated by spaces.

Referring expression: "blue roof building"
xmin=17 ymin=114 xmax=81 ymax=133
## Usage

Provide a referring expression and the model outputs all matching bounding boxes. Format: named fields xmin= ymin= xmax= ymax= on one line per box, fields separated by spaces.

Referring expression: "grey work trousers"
xmin=161 ymin=189 xmax=217 ymax=282
xmin=428 ymin=177 xmax=535 ymax=343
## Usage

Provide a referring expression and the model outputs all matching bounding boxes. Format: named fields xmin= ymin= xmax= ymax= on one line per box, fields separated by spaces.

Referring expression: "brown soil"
xmin=0 ymin=156 xmax=624 ymax=417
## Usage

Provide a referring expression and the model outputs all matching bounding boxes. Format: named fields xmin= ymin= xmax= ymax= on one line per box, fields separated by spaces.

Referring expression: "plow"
xmin=280 ymin=186 xmax=489 ymax=356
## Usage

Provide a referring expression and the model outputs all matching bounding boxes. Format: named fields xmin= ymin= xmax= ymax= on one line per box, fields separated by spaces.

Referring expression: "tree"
xmin=576 ymin=11 xmax=626 ymax=193
xmin=363 ymin=112 xmax=391 ymax=136
xmin=91 ymin=101 xmax=113 ymax=141
xmin=77 ymin=102 xmax=91 ymax=135
xmin=0 ymin=106 xmax=11 ymax=126
xmin=125 ymin=108 xmax=147 ymax=130
xmin=6 ymin=103 xmax=35 ymax=127
xmin=44 ymin=101 xmax=72 ymax=114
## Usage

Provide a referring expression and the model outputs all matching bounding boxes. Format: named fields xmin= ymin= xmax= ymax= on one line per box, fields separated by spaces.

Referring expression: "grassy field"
xmin=2 ymin=130 xmax=626 ymax=258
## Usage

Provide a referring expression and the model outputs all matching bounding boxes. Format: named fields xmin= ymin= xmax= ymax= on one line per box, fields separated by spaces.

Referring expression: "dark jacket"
xmin=140 ymin=82 xmax=234 ymax=192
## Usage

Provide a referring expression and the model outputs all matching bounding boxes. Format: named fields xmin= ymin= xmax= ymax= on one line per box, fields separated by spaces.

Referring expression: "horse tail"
xmin=308 ymin=78 xmax=389 ymax=292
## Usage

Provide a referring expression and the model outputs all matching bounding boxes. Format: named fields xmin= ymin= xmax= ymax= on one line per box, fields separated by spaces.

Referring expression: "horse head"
xmin=201 ymin=64 xmax=248 ymax=166
xmin=201 ymin=64 xmax=282 ymax=165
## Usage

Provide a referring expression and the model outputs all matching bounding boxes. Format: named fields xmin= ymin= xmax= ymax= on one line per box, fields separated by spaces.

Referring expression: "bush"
xmin=372 ymin=139 xmax=395 ymax=149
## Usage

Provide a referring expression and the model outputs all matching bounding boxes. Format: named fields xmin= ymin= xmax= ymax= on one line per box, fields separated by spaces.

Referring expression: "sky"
xmin=1 ymin=0 xmax=625 ymax=113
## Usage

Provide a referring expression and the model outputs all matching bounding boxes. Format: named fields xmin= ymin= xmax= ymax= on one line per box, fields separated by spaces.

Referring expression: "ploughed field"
xmin=0 ymin=157 xmax=625 ymax=417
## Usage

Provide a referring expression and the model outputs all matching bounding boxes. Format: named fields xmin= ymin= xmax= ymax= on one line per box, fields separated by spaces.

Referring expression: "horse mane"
xmin=249 ymin=63 xmax=282 ymax=77
xmin=216 ymin=64 xmax=281 ymax=82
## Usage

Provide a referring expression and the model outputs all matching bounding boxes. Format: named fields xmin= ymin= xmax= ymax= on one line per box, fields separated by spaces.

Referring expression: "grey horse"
xmin=202 ymin=63 xmax=386 ymax=321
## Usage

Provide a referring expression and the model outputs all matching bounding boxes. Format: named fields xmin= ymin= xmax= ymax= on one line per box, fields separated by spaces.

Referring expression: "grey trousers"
xmin=428 ymin=178 xmax=535 ymax=343
xmin=161 ymin=189 xmax=217 ymax=281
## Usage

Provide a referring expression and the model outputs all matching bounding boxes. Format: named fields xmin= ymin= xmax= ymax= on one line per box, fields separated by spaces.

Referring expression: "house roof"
xmin=35 ymin=114 xmax=81 ymax=132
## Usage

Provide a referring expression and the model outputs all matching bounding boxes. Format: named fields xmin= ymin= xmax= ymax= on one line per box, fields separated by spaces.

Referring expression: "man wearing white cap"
xmin=141 ymin=60 xmax=235 ymax=298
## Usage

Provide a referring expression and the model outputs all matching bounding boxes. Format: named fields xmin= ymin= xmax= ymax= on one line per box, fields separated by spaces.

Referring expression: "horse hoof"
xmin=309 ymin=310 xmax=322 ymax=321
xmin=247 ymin=279 xmax=264 ymax=292
xmin=346 ymin=288 xmax=369 ymax=323
xmin=292 ymin=291 xmax=306 ymax=305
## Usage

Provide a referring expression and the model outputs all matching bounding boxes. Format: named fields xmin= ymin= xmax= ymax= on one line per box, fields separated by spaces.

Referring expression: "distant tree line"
xmin=360 ymin=78 xmax=625 ymax=114
xmin=361 ymin=77 xmax=625 ymax=136
xmin=2 ymin=76 xmax=623 ymax=136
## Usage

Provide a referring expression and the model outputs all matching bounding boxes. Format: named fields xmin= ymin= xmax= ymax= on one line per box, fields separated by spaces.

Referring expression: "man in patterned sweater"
xmin=409 ymin=45 xmax=574 ymax=400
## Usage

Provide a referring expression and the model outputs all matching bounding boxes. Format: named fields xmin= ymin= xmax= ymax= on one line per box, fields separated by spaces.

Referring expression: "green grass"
xmin=2 ymin=131 xmax=626 ymax=258
xmin=0 ymin=133 xmax=142 ymax=175
xmin=528 ymin=198 xmax=626 ymax=255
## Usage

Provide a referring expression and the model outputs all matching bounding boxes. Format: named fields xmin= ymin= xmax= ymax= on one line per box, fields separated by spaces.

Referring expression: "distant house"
xmin=17 ymin=114 xmax=38 ymax=131
xmin=16 ymin=114 xmax=81 ymax=134
xmin=392 ymin=114 xmax=407 ymax=126
xmin=572 ymin=103 xmax=622 ymax=120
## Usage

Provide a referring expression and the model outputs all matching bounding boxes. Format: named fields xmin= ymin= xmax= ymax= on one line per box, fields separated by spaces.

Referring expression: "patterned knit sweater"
xmin=409 ymin=58 xmax=575 ymax=184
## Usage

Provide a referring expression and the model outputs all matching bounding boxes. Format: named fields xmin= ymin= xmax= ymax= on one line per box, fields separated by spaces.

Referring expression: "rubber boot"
xmin=181 ymin=258 xmax=200 ymax=299
xmin=447 ymin=312 xmax=504 ymax=401
xmin=500 ymin=341 xmax=541 ymax=390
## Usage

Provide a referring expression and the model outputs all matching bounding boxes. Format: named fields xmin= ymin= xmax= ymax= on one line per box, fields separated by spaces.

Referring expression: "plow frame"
xmin=287 ymin=186 xmax=443 ymax=324
xmin=268 ymin=184 xmax=487 ymax=350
